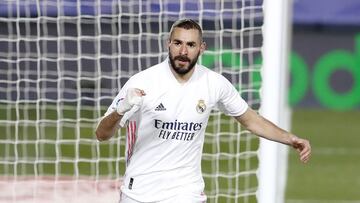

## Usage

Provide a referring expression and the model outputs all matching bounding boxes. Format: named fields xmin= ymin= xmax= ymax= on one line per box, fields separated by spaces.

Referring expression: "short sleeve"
xmin=216 ymin=75 xmax=248 ymax=117
xmin=103 ymin=78 xmax=132 ymax=116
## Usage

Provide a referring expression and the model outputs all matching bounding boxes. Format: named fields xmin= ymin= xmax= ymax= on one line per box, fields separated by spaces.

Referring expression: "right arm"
xmin=95 ymin=88 xmax=146 ymax=142
xmin=95 ymin=111 xmax=123 ymax=141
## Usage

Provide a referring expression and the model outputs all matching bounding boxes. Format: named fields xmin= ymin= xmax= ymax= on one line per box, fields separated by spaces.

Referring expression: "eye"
xmin=187 ymin=43 xmax=196 ymax=48
xmin=173 ymin=41 xmax=181 ymax=46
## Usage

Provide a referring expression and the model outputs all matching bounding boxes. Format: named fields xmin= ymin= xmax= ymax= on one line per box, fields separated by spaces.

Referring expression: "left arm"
xmin=234 ymin=107 xmax=311 ymax=163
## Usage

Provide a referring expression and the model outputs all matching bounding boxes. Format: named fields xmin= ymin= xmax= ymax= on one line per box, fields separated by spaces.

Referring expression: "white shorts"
xmin=119 ymin=192 xmax=207 ymax=203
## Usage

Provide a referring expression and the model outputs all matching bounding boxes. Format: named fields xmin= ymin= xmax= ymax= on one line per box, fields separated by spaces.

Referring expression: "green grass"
xmin=1 ymin=104 xmax=359 ymax=202
xmin=286 ymin=109 xmax=360 ymax=202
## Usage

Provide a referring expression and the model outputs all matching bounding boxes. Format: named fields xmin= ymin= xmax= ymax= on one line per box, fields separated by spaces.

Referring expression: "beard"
xmin=169 ymin=51 xmax=200 ymax=75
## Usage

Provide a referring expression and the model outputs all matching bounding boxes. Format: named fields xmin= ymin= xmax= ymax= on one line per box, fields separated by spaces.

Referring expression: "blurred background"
xmin=0 ymin=0 xmax=359 ymax=202
xmin=287 ymin=0 xmax=360 ymax=202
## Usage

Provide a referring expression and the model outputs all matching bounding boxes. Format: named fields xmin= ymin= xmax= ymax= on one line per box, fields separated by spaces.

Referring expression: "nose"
xmin=179 ymin=44 xmax=188 ymax=55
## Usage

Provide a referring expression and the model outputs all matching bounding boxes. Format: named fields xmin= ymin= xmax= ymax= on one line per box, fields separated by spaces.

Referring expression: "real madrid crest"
xmin=196 ymin=99 xmax=206 ymax=114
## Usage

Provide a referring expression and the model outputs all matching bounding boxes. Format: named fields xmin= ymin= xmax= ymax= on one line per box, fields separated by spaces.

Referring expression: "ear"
xmin=167 ymin=39 xmax=171 ymax=50
xmin=200 ymin=41 xmax=206 ymax=54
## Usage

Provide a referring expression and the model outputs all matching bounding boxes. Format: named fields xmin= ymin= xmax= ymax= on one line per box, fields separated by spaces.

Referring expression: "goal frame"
xmin=0 ymin=0 xmax=293 ymax=202
xmin=258 ymin=0 xmax=293 ymax=203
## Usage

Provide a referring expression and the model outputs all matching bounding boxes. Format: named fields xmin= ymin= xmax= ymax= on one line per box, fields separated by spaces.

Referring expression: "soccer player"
xmin=95 ymin=19 xmax=311 ymax=203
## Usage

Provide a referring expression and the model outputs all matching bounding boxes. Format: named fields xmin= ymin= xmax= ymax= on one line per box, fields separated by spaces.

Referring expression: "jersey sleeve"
xmin=103 ymin=78 xmax=132 ymax=117
xmin=216 ymin=74 xmax=248 ymax=117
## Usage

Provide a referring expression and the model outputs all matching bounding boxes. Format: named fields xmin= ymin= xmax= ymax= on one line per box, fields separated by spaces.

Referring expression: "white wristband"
xmin=119 ymin=105 xmax=140 ymax=127
xmin=116 ymin=88 xmax=144 ymax=115
xmin=116 ymin=99 xmax=131 ymax=115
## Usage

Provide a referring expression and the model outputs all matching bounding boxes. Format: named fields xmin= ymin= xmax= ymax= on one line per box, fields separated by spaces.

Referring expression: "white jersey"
xmin=105 ymin=59 xmax=248 ymax=202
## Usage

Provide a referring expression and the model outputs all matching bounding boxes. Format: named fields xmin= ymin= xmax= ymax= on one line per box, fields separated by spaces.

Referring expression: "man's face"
xmin=168 ymin=28 xmax=205 ymax=75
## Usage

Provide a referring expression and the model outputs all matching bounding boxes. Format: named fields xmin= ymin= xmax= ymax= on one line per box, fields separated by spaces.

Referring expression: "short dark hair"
xmin=169 ymin=19 xmax=203 ymax=42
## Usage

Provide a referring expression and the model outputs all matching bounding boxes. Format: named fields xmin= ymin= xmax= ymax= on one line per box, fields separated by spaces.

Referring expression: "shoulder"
xmin=133 ymin=62 xmax=164 ymax=78
xmin=128 ymin=61 xmax=165 ymax=82
xmin=196 ymin=64 xmax=229 ymax=84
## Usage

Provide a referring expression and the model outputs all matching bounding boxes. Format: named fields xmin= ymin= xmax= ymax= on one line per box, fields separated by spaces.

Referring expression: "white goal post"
xmin=0 ymin=0 xmax=291 ymax=203
xmin=258 ymin=0 xmax=293 ymax=203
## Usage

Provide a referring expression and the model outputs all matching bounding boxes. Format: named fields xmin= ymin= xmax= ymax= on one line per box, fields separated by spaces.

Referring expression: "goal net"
xmin=0 ymin=0 xmax=267 ymax=203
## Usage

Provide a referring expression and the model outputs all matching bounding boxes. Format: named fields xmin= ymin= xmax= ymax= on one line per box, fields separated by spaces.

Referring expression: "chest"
xmin=140 ymin=81 xmax=215 ymax=123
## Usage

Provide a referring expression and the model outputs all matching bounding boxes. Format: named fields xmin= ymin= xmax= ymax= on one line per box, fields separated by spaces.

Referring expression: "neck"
xmin=169 ymin=66 xmax=195 ymax=84
xmin=168 ymin=61 xmax=196 ymax=84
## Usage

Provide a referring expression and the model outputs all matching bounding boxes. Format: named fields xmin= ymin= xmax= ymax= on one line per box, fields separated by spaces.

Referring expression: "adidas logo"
xmin=155 ymin=103 xmax=166 ymax=111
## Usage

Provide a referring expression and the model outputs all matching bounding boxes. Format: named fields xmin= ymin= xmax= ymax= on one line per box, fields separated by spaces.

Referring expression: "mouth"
xmin=177 ymin=60 xmax=189 ymax=66
xmin=175 ymin=56 xmax=190 ymax=66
